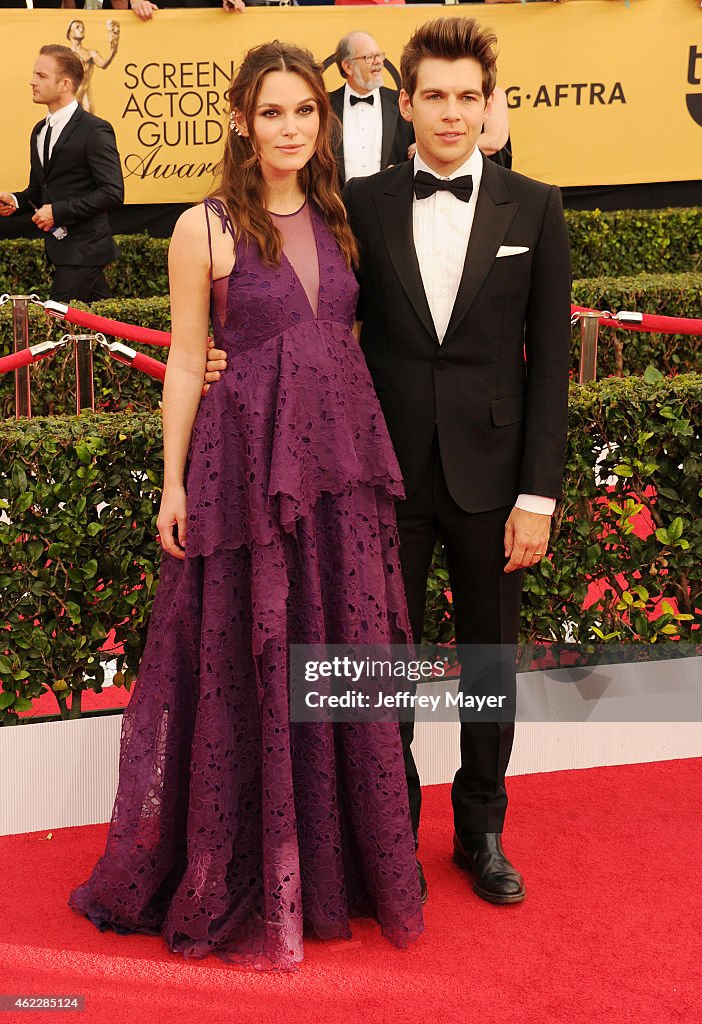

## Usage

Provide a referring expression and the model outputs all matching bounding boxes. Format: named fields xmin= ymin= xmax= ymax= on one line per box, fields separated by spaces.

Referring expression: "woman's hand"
xmin=204 ymin=339 xmax=228 ymax=393
xmin=157 ymin=484 xmax=187 ymax=560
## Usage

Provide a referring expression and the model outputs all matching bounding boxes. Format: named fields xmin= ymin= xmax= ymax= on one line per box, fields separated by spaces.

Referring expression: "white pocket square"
xmin=496 ymin=245 xmax=529 ymax=258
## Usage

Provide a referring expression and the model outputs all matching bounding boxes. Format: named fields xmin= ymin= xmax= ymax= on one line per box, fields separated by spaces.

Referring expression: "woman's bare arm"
xmin=157 ymin=206 xmax=211 ymax=558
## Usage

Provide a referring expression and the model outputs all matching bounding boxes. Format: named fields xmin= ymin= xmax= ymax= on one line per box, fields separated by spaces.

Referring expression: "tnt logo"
xmin=687 ymin=45 xmax=702 ymax=125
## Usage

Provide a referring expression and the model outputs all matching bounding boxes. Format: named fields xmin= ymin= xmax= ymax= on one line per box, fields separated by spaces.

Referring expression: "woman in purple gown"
xmin=69 ymin=42 xmax=423 ymax=970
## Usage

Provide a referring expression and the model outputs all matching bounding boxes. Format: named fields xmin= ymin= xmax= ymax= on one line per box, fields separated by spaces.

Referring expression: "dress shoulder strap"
xmin=203 ymin=197 xmax=235 ymax=239
xmin=203 ymin=197 xmax=236 ymax=281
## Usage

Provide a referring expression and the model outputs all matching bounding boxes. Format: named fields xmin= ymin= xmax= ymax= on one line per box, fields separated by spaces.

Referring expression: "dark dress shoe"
xmin=453 ymin=832 xmax=526 ymax=905
xmin=416 ymin=858 xmax=428 ymax=904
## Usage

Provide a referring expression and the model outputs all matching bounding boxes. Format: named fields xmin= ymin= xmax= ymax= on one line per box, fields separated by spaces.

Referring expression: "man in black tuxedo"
xmin=343 ymin=17 xmax=571 ymax=905
xmin=0 ymin=45 xmax=124 ymax=303
xmin=205 ymin=17 xmax=570 ymax=907
xmin=328 ymin=31 xmax=413 ymax=186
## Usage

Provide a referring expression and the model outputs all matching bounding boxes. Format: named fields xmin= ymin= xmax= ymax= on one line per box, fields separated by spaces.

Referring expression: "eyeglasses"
xmin=350 ymin=53 xmax=386 ymax=66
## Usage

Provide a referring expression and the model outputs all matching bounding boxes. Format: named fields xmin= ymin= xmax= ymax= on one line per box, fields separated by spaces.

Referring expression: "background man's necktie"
xmin=42 ymin=122 xmax=52 ymax=170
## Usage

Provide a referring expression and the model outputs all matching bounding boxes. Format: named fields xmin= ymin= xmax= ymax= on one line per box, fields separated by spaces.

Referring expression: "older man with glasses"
xmin=329 ymin=31 xmax=414 ymax=185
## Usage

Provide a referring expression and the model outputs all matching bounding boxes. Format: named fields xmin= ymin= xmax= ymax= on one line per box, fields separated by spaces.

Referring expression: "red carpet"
xmin=17 ymin=684 xmax=130 ymax=720
xmin=1 ymin=761 xmax=699 ymax=1024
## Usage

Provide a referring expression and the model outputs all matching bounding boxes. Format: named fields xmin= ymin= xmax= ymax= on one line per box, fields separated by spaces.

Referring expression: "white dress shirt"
xmin=411 ymin=147 xmax=555 ymax=517
xmin=343 ymin=84 xmax=383 ymax=181
xmin=37 ymin=100 xmax=79 ymax=166
xmin=412 ymin=147 xmax=483 ymax=345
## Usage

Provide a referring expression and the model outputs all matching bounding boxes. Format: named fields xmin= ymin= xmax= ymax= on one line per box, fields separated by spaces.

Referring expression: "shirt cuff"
xmin=9 ymin=195 xmax=19 ymax=209
xmin=515 ymin=494 xmax=556 ymax=516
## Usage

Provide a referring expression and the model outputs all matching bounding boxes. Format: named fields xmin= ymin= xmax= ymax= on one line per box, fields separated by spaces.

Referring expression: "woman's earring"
xmin=230 ymin=112 xmax=243 ymax=136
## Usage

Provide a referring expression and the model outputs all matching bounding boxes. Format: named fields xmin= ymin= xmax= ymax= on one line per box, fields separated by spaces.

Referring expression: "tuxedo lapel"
xmin=443 ymin=160 xmax=518 ymax=343
xmin=45 ymin=106 xmax=83 ymax=174
xmin=379 ymin=88 xmax=398 ymax=170
xmin=30 ymin=121 xmax=43 ymax=176
xmin=373 ymin=163 xmax=437 ymax=343
xmin=329 ymin=87 xmax=344 ymax=123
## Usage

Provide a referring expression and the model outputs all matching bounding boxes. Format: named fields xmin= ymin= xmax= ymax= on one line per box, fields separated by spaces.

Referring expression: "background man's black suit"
xmin=345 ymin=156 xmax=571 ymax=839
xmin=329 ymin=86 xmax=414 ymax=187
xmin=14 ymin=105 xmax=123 ymax=301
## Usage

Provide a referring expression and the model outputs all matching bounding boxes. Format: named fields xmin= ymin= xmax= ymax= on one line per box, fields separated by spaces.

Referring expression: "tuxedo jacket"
xmin=344 ymin=157 xmax=572 ymax=513
xmin=14 ymin=106 xmax=124 ymax=267
xmin=328 ymin=86 xmax=414 ymax=187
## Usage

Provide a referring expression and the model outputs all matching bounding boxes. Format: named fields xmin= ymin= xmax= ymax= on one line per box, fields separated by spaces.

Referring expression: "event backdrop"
xmin=1 ymin=0 xmax=700 ymax=204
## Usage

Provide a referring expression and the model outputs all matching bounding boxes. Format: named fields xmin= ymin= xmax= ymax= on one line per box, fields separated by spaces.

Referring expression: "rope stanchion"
xmin=577 ymin=312 xmax=599 ymax=383
xmin=0 ymin=330 xmax=165 ymax=388
xmin=45 ymin=301 xmax=172 ymax=347
xmin=571 ymin=305 xmax=702 ymax=336
xmin=0 ymin=293 xmax=45 ymax=418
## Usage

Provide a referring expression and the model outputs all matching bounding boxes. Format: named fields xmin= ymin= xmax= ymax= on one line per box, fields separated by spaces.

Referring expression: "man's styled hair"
xmin=401 ymin=18 xmax=497 ymax=101
xmin=39 ymin=45 xmax=85 ymax=92
xmin=334 ymin=33 xmax=357 ymax=79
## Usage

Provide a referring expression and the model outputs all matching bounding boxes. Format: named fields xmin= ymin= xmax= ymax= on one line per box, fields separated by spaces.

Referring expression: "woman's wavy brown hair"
xmin=215 ymin=40 xmax=358 ymax=269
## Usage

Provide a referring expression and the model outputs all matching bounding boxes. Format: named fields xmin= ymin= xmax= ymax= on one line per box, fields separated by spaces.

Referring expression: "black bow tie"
xmin=350 ymin=94 xmax=374 ymax=106
xmin=413 ymin=170 xmax=474 ymax=203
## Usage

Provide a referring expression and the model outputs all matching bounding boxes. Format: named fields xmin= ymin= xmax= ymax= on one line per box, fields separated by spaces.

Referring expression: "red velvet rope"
xmin=63 ymin=306 xmax=171 ymax=347
xmin=62 ymin=304 xmax=702 ymax=345
xmin=571 ymin=305 xmax=702 ymax=336
xmin=130 ymin=351 xmax=167 ymax=382
xmin=0 ymin=341 xmax=166 ymax=382
xmin=0 ymin=348 xmax=48 ymax=375
xmin=58 ymin=302 xmax=702 ymax=353
xmin=629 ymin=312 xmax=702 ymax=335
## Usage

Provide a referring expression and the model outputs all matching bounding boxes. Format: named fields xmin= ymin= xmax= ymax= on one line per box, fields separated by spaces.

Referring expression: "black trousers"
xmin=50 ymin=265 xmax=111 ymax=304
xmin=395 ymin=434 xmax=524 ymax=841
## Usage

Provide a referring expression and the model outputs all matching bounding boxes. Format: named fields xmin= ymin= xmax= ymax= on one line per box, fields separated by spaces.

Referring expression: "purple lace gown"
xmin=69 ymin=199 xmax=424 ymax=971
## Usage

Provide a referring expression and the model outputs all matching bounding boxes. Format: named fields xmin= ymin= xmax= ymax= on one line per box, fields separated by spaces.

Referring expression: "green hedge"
xmin=424 ymin=372 xmax=702 ymax=647
xmin=0 ymin=234 xmax=169 ymax=301
xmin=2 ymin=274 xmax=700 ymax=420
xmin=565 ymin=207 xmax=702 ymax=278
xmin=0 ymin=412 xmax=161 ymax=722
xmin=1 ymin=207 xmax=700 ymax=298
xmin=1 ymin=373 xmax=700 ymax=722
